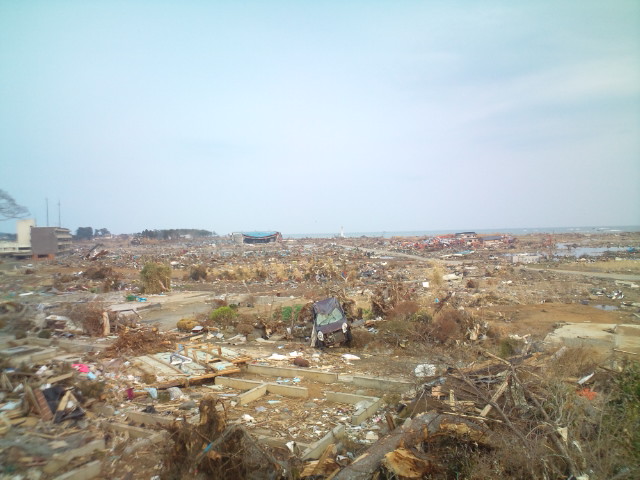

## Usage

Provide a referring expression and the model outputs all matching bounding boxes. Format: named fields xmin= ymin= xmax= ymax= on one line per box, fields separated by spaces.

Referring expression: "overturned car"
xmin=310 ymin=297 xmax=352 ymax=348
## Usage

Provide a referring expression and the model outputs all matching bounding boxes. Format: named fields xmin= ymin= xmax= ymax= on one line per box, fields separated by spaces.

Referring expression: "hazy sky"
xmin=1 ymin=1 xmax=639 ymax=235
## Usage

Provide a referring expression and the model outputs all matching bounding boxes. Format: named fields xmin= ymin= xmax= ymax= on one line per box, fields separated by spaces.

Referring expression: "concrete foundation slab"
xmin=352 ymin=396 xmax=384 ymax=425
xmin=326 ymin=391 xmax=378 ymax=405
xmin=302 ymin=425 xmax=346 ymax=460
xmin=326 ymin=391 xmax=382 ymax=425
xmin=352 ymin=375 xmax=413 ymax=392
xmin=266 ymin=383 xmax=308 ymax=398
xmin=215 ymin=376 xmax=309 ymax=398
xmin=247 ymin=365 xmax=338 ymax=383
xmin=237 ymin=384 xmax=268 ymax=405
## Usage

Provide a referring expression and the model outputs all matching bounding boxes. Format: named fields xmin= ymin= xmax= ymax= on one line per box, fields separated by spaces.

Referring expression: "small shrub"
xmin=83 ymin=265 xmax=116 ymax=280
xmin=431 ymin=309 xmax=474 ymax=344
xmin=210 ymin=299 xmax=228 ymax=309
xmin=389 ymin=301 xmax=420 ymax=320
xmin=140 ymin=262 xmax=171 ymax=294
xmin=281 ymin=306 xmax=293 ymax=322
xmin=432 ymin=315 xmax=460 ymax=343
xmin=209 ymin=306 xmax=238 ymax=325
xmin=37 ymin=329 xmax=51 ymax=339
xmin=177 ymin=318 xmax=198 ymax=332
xmin=14 ymin=330 xmax=27 ymax=339
xmin=409 ymin=310 xmax=433 ymax=323
xmin=236 ymin=323 xmax=254 ymax=336
xmin=254 ymin=263 xmax=268 ymax=280
xmin=430 ymin=265 xmax=445 ymax=287
xmin=498 ymin=338 xmax=521 ymax=357
xmin=466 ymin=279 xmax=478 ymax=289
xmin=188 ymin=265 xmax=208 ymax=281
xmin=380 ymin=319 xmax=413 ymax=347
xmin=274 ymin=305 xmax=302 ymax=322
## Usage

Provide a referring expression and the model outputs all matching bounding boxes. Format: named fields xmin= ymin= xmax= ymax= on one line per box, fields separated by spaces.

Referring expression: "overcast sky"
xmin=1 ymin=1 xmax=638 ymax=235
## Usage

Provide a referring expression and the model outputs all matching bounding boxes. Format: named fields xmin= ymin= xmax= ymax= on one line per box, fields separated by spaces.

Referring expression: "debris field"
xmin=1 ymin=231 xmax=639 ymax=479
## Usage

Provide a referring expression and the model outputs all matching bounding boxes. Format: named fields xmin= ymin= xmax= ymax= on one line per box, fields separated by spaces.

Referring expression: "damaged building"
xmin=240 ymin=231 xmax=282 ymax=244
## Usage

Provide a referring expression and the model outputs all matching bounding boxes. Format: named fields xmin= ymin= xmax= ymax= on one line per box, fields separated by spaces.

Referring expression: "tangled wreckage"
xmin=0 ymin=230 xmax=639 ymax=479
xmin=1 ymin=319 xmax=638 ymax=480
xmin=310 ymin=297 xmax=352 ymax=349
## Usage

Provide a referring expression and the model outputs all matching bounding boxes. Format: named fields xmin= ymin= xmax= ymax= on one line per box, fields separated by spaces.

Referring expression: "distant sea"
xmin=283 ymin=226 xmax=640 ymax=239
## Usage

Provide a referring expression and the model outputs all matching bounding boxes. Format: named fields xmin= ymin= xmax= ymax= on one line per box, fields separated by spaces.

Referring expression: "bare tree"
xmin=0 ymin=189 xmax=29 ymax=221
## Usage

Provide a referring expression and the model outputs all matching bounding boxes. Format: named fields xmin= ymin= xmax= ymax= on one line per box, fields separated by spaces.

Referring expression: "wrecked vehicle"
xmin=310 ymin=297 xmax=352 ymax=348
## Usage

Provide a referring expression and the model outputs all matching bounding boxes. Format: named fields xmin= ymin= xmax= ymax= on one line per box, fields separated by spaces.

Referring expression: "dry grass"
xmin=558 ymin=258 xmax=640 ymax=275
xmin=548 ymin=346 xmax=605 ymax=378
xmin=388 ymin=301 xmax=421 ymax=320
xmin=429 ymin=264 xmax=445 ymax=287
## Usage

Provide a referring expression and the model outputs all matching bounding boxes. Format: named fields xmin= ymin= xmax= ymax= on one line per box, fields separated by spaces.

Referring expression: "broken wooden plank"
xmin=480 ymin=377 xmax=510 ymax=417
xmin=333 ymin=413 xmax=444 ymax=480
xmin=382 ymin=447 xmax=435 ymax=478
xmin=51 ymin=460 xmax=101 ymax=480
xmin=47 ymin=372 xmax=75 ymax=384
xmin=310 ymin=443 xmax=338 ymax=477
xmin=104 ymin=422 xmax=159 ymax=439
xmin=31 ymin=387 xmax=53 ymax=421
xmin=44 ymin=438 xmax=105 ymax=474
xmin=126 ymin=411 xmax=175 ymax=427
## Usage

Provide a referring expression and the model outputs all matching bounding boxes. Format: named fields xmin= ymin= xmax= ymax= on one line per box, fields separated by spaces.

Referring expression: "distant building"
xmin=0 ymin=219 xmax=36 ymax=257
xmin=479 ymin=235 xmax=503 ymax=247
xmin=30 ymin=227 xmax=72 ymax=259
xmin=455 ymin=232 xmax=478 ymax=245
xmin=512 ymin=253 xmax=541 ymax=264
xmin=240 ymin=231 xmax=282 ymax=244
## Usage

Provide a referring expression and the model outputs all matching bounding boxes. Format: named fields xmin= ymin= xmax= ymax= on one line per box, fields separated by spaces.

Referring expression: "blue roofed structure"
xmin=241 ymin=231 xmax=282 ymax=244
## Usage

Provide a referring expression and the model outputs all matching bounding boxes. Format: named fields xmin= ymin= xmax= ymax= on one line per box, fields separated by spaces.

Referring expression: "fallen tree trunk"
xmin=333 ymin=413 xmax=444 ymax=480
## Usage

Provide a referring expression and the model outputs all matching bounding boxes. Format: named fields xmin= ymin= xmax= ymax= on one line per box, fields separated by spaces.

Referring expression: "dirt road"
xmin=522 ymin=266 xmax=640 ymax=282
xmin=344 ymin=246 xmax=463 ymax=265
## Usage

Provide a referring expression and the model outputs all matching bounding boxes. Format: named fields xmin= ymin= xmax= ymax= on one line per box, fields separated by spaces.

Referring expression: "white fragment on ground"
xmin=414 ymin=363 xmax=437 ymax=377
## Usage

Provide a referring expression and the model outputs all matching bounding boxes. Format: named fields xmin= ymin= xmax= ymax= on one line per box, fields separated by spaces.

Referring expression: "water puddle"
xmin=555 ymin=243 xmax=627 ymax=257
xmin=592 ymin=305 xmax=618 ymax=311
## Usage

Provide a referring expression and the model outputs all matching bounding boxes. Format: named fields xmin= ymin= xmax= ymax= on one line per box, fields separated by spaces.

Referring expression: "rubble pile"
xmin=104 ymin=326 xmax=176 ymax=357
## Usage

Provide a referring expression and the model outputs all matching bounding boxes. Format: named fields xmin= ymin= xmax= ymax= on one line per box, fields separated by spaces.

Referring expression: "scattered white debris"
xmin=578 ymin=372 xmax=595 ymax=385
xmin=268 ymin=354 xmax=288 ymax=361
xmin=414 ymin=364 xmax=437 ymax=378
xmin=342 ymin=354 xmax=361 ymax=361
xmin=365 ymin=431 xmax=379 ymax=441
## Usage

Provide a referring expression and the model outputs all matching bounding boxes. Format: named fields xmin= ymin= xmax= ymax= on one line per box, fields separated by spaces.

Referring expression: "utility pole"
xmin=58 ymin=199 xmax=61 ymax=227
xmin=46 ymin=198 xmax=49 ymax=227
